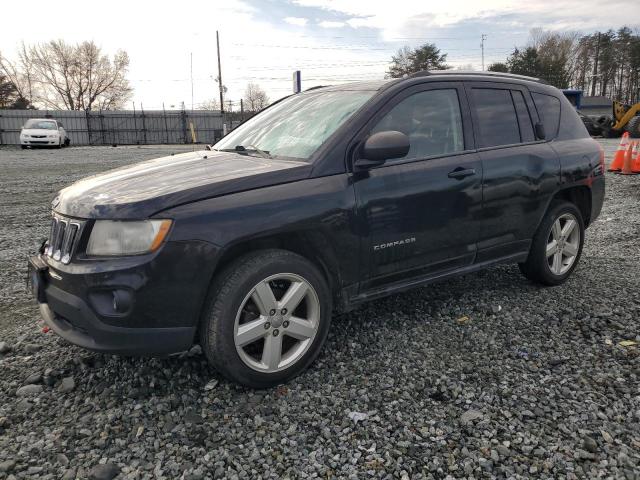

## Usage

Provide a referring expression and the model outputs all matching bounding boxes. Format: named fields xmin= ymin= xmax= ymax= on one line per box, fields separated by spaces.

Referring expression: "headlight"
xmin=48 ymin=134 xmax=58 ymax=138
xmin=86 ymin=220 xmax=172 ymax=256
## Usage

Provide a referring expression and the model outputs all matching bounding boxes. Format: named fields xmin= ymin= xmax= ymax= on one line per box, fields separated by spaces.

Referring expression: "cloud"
xmin=284 ymin=16 xmax=308 ymax=26
xmin=293 ymin=0 xmax=636 ymax=36
xmin=318 ymin=20 xmax=346 ymax=28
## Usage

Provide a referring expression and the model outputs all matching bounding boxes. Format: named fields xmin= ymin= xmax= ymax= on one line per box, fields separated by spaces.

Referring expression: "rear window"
xmin=471 ymin=88 xmax=520 ymax=148
xmin=532 ymin=93 xmax=561 ymax=139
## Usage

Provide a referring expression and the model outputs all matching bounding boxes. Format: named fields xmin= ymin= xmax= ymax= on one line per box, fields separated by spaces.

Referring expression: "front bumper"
xmin=37 ymin=288 xmax=195 ymax=355
xmin=21 ymin=138 xmax=59 ymax=145
xmin=27 ymin=239 xmax=218 ymax=355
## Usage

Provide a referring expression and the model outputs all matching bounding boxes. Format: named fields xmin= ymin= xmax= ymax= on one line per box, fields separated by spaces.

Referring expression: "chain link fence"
xmin=0 ymin=109 xmax=226 ymax=146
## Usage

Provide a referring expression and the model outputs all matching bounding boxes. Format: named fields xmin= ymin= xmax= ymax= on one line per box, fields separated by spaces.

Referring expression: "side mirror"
xmin=535 ymin=122 xmax=546 ymax=140
xmin=355 ymin=130 xmax=410 ymax=169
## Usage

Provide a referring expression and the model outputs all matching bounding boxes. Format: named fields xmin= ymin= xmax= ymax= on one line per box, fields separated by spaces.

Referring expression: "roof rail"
xmin=408 ymin=70 xmax=547 ymax=84
xmin=304 ymin=85 xmax=328 ymax=92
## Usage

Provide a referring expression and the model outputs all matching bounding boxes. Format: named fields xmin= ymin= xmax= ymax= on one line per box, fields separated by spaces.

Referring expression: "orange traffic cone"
xmin=608 ymin=132 xmax=629 ymax=171
xmin=632 ymin=142 xmax=640 ymax=174
xmin=620 ymin=143 xmax=638 ymax=175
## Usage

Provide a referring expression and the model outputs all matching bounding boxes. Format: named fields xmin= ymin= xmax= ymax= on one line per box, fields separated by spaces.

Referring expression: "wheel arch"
xmin=550 ymin=185 xmax=592 ymax=226
xmin=202 ymin=230 xmax=346 ymax=320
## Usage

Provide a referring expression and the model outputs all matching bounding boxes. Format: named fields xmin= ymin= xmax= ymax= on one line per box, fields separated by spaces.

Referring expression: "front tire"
xmin=200 ymin=250 xmax=332 ymax=388
xmin=519 ymin=201 xmax=584 ymax=286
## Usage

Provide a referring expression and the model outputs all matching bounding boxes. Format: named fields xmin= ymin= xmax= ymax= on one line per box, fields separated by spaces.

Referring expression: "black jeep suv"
xmin=29 ymin=71 xmax=605 ymax=387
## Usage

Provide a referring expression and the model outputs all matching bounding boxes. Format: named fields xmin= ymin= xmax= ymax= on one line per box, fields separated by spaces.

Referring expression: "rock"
xmin=23 ymin=343 xmax=41 ymax=353
xmin=583 ymin=435 xmax=598 ymax=453
xmin=24 ymin=373 xmax=42 ymax=384
xmin=15 ymin=399 xmax=32 ymax=411
xmin=188 ymin=345 xmax=202 ymax=356
xmin=57 ymin=453 xmax=70 ymax=466
xmin=497 ymin=445 xmax=511 ymax=457
xmin=0 ymin=341 xmax=11 ymax=354
xmin=0 ymin=460 xmax=16 ymax=473
xmin=62 ymin=468 xmax=77 ymax=480
xmin=601 ymin=430 xmax=614 ymax=444
xmin=88 ymin=463 xmax=119 ymax=480
xmin=574 ymin=449 xmax=596 ymax=461
xmin=59 ymin=377 xmax=76 ymax=393
xmin=347 ymin=411 xmax=368 ymax=423
xmin=184 ymin=411 xmax=203 ymax=424
xmin=460 ymin=409 xmax=483 ymax=425
xmin=16 ymin=384 xmax=43 ymax=397
xmin=204 ymin=379 xmax=218 ymax=391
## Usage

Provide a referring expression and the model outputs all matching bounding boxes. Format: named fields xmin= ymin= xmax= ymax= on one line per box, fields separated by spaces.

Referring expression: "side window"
xmin=371 ymin=89 xmax=464 ymax=160
xmin=532 ymin=93 xmax=561 ymax=139
xmin=471 ymin=88 xmax=520 ymax=148
xmin=511 ymin=90 xmax=535 ymax=143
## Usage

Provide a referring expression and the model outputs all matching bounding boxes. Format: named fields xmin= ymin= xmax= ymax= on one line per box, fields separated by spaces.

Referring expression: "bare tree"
xmin=243 ymin=83 xmax=269 ymax=112
xmin=199 ymin=99 xmax=220 ymax=110
xmin=0 ymin=40 xmax=132 ymax=110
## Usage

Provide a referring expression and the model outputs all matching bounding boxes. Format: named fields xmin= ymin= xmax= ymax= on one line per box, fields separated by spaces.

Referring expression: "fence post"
xmin=181 ymin=107 xmax=188 ymax=144
xmin=141 ymin=103 xmax=147 ymax=145
xmin=132 ymin=102 xmax=138 ymax=145
xmin=85 ymin=109 xmax=91 ymax=145
xmin=162 ymin=103 xmax=169 ymax=144
xmin=99 ymin=109 xmax=106 ymax=145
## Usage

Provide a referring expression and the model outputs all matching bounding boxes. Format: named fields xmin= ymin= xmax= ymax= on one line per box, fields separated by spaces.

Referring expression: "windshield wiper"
xmin=219 ymin=144 xmax=272 ymax=159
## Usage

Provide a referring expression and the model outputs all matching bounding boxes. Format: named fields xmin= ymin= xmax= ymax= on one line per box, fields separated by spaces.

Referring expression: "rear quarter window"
xmin=532 ymin=93 xmax=561 ymax=140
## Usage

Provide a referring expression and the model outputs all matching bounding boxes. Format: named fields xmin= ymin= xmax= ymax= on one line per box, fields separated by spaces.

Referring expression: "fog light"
xmin=112 ymin=290 xmax=132 ymax=314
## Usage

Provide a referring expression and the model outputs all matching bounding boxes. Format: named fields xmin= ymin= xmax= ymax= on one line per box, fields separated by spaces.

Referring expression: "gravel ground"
xmin=0 ymin=141 xmax=639 ymax=479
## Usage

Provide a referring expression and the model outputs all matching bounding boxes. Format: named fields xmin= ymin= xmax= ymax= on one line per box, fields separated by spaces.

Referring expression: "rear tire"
xmin=625 ymin=116 xmax=640 ymax=138
xmin=200 ymin=249 xmax=332 ymax=388
xmin=519 ymin=201 xmax=584 ymax=286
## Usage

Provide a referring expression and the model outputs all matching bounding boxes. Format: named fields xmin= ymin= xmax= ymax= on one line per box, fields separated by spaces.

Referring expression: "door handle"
xmin=448 ymin=167 xmax=476 ymax=179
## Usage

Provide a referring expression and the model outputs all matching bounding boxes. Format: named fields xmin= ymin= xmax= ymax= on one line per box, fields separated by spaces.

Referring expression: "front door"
xmin=353 ymin=82 xmax=483 ymax=292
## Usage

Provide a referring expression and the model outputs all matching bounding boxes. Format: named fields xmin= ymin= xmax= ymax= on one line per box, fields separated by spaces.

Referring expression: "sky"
xmin=1 ymin=0 xmax=638 ymax=110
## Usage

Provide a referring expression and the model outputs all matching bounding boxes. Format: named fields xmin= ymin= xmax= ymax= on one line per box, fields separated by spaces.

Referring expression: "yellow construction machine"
xmin=601 ymin=100 xmax=640 ymax=138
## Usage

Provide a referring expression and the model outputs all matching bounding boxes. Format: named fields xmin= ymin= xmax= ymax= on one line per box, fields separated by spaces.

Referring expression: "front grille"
xmin=45 ymin=214 xmax=86 ymax=264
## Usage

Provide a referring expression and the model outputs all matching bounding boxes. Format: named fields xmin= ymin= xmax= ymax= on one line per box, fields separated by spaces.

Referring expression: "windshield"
xmin=214 ymin=90 xmax=375 ymax=160
xmin=25 ymin=120 xmax=57 ymax=130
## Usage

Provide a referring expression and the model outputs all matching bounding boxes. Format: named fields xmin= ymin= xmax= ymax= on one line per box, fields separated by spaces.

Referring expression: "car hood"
xmin=23 ymin=129 xmax=58 ymax=135
xmin=53 ymin=150 xmax=312 ymax=219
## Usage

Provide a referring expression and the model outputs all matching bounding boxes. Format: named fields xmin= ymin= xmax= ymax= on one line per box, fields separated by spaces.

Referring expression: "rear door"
xmin=352 ymin=82 xmax=483 ymax=291
xmin=465 ymin=82 xmax=560 ymax=262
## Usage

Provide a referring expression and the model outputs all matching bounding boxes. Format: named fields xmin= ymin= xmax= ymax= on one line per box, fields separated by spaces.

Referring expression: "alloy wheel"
xmin=546 ymin=213 xmax=581 ymax=276
xmin=233 ymin=273 xmax=320 ymax=372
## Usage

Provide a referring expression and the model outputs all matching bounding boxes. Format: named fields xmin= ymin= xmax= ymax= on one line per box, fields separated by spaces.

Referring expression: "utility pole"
xmin=591 ymin=32 xmax=601 ymax=97
xmin=480 ymin=34 xmax=487 ymax=71
xmin=190 ymin=52 xmax=194 ymax=112
xmin=216 ymin=31 xmax=224 ymax=115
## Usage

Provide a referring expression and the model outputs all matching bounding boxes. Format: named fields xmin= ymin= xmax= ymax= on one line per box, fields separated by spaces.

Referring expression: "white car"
xmin=20 ymin=118 xmax=70 ymax=149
